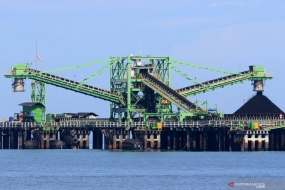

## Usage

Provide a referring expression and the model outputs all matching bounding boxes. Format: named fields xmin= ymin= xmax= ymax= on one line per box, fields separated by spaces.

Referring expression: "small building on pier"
xmin=18 ymin=102 xmax=45 ymax=122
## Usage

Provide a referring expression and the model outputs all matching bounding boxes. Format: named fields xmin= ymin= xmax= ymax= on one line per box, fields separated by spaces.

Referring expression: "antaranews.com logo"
xmin=228 ymin=181 xmax=265 ymax=188
xmin=228 ymin=180 xmax=285 ymax=189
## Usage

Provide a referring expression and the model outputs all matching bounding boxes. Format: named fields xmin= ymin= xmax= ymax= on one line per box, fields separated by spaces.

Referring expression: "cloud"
xmin=171 ymin=20 xmax=285 ymax=67
xmin=170 ymin=20 xmax=285 ymax=113
xmin=209 ymin=1 xmax=246 ymax=7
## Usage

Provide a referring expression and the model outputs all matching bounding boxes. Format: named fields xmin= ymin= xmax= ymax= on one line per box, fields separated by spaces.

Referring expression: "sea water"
xmin=0 ymin=150 xmax=284 ymax=190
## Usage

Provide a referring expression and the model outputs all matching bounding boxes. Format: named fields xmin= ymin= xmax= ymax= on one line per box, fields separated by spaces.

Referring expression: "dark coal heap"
xmin=234 ymin=92 xmax=284 ymax=114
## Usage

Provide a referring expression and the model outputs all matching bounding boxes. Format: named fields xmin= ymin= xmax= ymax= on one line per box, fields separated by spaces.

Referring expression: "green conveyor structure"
xmin=176 ymin=68 xmax=272 ymax=97
xmin=4 ymin=64 xmax=125 ymax=105
xmin=4 ymin=58 xmax=273 ymax=122
xmin=140 ymin=72 xmax=204 ymax=113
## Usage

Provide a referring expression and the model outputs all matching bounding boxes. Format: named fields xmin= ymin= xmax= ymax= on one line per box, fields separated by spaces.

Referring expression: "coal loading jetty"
xmin=0 ymin=93 xmax=284 ymax=151
xmin=1 ymin=56 xmax=285 ymax=151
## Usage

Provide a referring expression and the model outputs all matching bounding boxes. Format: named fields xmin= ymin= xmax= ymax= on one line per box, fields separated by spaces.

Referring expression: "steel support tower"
xmin=109 ymin=56 xmax=173 ymax=122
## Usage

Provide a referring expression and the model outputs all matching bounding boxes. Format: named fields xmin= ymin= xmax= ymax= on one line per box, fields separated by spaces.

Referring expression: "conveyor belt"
xmin=18 ymin=69 xmax=124 ymax=104
xmin=176 ymin=71 xmax=251 ymax=96
xmin=140 ymin=72 xmax=203 ymax=112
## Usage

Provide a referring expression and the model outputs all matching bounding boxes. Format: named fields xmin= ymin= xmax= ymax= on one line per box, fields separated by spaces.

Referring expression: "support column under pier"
xmin=251 ymin=137 xmax=255 ymax=151
xmin=192 ymin=131 xmax=197 ymax=151
xmin=240 ymin=134 xmax=244 ymax=151
xmin=10 ymin=131 xmax=18 ymax=149
xmin=190 ymin=131 xmax=197 ymax=151
xmin=269 ymin=132 xmax=274 ymax=151
xmin=244 ymin=134 xmax=248 ymax=151
xmin=167 ymin=130 xmax=171 ymax=149
xmin=173 ymin=130 xmax=176 ymax=150
xmin=203 ymin=131 xmax=207 ymax=151
xmin=144 ymin=134 xmax=148 ymax=150
xmin=78 ymin=132 xmax=89 ymax=149
xmin=199 ymin=132 xmax=203 ymax=151
xmin=157 ymin=134 xmax=161 ymax=149
xmin=274 ymin=130 xmax=279 ymax=151
xmin=258 ymin=134 xmax=262 ymax=151
xmin=265 ymin=133 xmax=269 ymax=151
xmin=186 ymin=130 xmax=193 ymax=151
xmin=277 ymin=129 xmax=282 ymax=151
xmin=150 ymin=134 xmax=154 ymax=149
xmin=2 ymin=131 xmax=10 ymax=149
xmin=229 ymin=133 xmax=233 ymax=151
xmin=221 ymin=131 xmax=225 ymax=151
xmin=233 ymin=134 xmax=237 ymax=151
xmin=18 ymin=131 xmax=23 ymax=149
xmin=281 ymin=129 xmax=285 ymax=151
xmin=0 ymin=130 xmax=2 ymax=149
xmin=217 ymin=131 xmax=221 ymax=151
xmin=225 ymin=133 xmax=231 ymax=151
xmin=113 ymin=134 xmax=118 ymax=149
xmin=93 ymin=129 xmax=102 ymax=149
xmin=41 ymin=132 xmax=57 ymax=149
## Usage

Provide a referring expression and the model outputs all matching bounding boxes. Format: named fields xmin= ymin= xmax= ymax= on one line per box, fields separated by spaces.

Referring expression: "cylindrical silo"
xmin=253 ymin=80 xmax=263 ymax=91
xmin=13 ymin=78 xmax=25 ymax=92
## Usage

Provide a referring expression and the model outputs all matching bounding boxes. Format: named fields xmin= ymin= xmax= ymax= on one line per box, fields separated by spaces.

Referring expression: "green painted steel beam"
xmin=79 ymin=63 xmax=113 ymax=85
xmin=4 ymin=64 xmax=125 ymax=105
xmin=173 ymin=60 xmax=237 ymax=75
xmin=172 ymin=65 xmax=202 ymax=85
xmin=176 ymin=66 xmax=273 ymax=97
xmin=111 ymin=56 xmax=171 ymax=60
xmin=41 ymin=59 xmax=110 ymax=73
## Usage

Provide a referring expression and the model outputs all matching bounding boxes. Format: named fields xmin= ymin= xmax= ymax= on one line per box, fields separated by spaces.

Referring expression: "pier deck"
xmin=0 ymin=120 xmax=284 ymax=151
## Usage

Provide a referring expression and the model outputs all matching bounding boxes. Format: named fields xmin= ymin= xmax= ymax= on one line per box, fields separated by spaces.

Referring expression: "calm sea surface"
xmin=0 ymin=150 xmax=284 ymax=190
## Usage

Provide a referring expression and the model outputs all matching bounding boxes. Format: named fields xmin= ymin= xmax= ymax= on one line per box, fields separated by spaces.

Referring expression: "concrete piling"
xmin=0 ymin=130 xmax=2 ymax=149
xmin=0 ymin=124 xmax=285 ymax=151
xmin=2 ymin=131 xmax=10 ymax=149
xmin=9 ymin=131 xmax=18 ymax=149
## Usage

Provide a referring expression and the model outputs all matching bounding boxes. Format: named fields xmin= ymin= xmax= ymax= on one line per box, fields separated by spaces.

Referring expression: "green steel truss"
xmin=4 ymin=57 xmax=273 ymax=123
xmin=4 ymin=64 xmax=124 ymax=105
xmin=175 ymin=66 xmax=273 ymax=97
xmin=109 ymin=56 xmax=173 ymax=122
xmin=31 ymin=80 xmax=46 ymax=121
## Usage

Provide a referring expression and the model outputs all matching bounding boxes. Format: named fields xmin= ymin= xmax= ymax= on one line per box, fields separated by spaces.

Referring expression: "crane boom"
xmin=173 ymin=60 xmax=237 ymax=75
xmin=4 ymin=63 xmax=125 ymax=105
xmin=176 ymin=66 xmax=273 ymax=97
xmin=41 ymin=59 xmax=110 ymax=73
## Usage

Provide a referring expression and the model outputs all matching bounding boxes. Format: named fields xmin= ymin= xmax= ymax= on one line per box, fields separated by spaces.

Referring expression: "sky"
xmin=1 ymin=0 xmax=285 ymax=119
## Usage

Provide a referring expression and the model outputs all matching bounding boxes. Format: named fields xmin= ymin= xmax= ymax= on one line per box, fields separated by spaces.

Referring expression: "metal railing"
xmin=0 ymin=119 xmax=285 ymax=130
xmin=3 ymin=70 xmax=12 ymax=75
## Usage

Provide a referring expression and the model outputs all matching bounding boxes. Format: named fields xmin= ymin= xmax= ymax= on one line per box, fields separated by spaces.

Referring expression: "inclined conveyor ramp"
xmin=140 ymin=72 xmax=203 ymax=113
xmin=27 ymin=69 xmax=124 ymax=104
xmin=176 ymin=70 xmax=251 ymax=96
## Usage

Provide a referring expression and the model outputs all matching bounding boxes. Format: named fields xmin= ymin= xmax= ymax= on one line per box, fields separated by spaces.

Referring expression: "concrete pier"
xmin=40 ymin=131 xmax=57 ymax=149
xmin=142 ymin=131 xmax=161 ymax=149
xmin=245 ymin=130 xmax=269 ymax=151
xmin=0 ymin=122 xmax=285 ymax=151
xmin=2 ymin=131 xmax=10 ymax=149
xmin=0 ymin=130 xmax=2 ymax=149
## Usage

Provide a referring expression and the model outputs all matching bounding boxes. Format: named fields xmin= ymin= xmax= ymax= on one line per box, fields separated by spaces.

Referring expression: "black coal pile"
xmin=234 ymin=92 xmax=284 ymax=114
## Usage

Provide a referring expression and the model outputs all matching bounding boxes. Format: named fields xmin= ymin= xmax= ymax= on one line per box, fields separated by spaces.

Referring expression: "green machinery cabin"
xmin=18 ymin=102 xmax=45 ymax=122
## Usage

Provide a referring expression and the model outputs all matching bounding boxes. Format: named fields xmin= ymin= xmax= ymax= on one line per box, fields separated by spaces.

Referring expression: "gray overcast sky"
xmin=1 ymin=0 xmax=285 ymax=118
